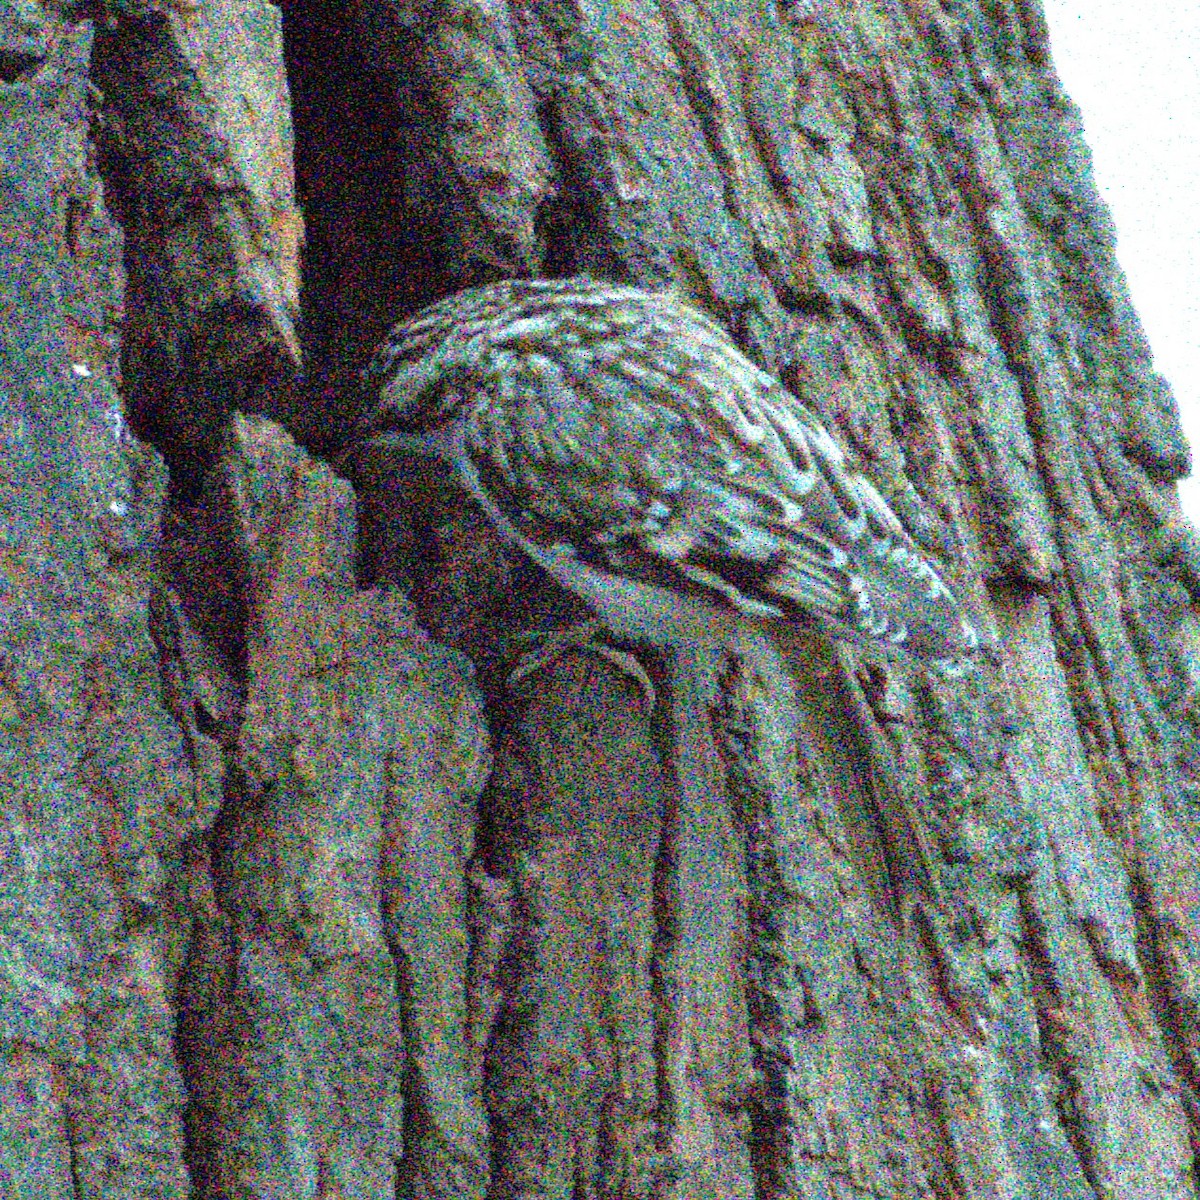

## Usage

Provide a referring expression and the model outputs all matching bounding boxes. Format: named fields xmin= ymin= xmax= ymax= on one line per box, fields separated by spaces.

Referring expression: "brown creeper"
xmin=351 ymin=276 xmax=979 ymax=667
xmin=346 ymin=277 xmax=981 ymax=1166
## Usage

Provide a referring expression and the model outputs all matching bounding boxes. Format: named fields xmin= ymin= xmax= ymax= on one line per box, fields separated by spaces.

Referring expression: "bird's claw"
xmin=505 ymin=622 xmax=657 ymax=712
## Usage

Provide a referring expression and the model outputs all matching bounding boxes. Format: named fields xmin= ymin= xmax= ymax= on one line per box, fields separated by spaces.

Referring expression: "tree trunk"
xmin=3 ymin=0 xmax=1198 ymax=1196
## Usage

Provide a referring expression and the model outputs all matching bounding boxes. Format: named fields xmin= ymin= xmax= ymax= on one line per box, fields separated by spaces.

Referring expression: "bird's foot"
xmin=504 ymin=621 xmax=657 ymax=712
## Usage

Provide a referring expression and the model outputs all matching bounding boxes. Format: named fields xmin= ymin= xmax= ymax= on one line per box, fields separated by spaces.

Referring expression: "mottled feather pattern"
xmin=362 ymin=277 xmax=979 ymax=661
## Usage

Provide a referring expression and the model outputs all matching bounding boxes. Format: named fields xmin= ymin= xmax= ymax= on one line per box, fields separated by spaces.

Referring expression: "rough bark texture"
xmin=2 ymin=0 xmax=1199 ymax=1197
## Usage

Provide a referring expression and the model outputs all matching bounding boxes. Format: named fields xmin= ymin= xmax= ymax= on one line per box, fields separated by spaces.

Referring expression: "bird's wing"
xmin=455 ymin=303 xmax=977 ymax=660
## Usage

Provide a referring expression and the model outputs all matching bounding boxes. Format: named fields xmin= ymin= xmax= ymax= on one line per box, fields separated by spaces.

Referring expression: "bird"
xmin=342 ymin=276 xmax=981 ymax=1175
xmin=347 ymin=275 xmax=978 ymax=670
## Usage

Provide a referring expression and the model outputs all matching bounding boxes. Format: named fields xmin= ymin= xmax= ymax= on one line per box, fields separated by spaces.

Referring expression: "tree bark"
xmin=3 ymin=0 xmax=1198 ymax=1197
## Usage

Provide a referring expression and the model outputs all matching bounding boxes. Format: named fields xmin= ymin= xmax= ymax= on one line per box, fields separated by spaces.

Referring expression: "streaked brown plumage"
xmin=348 ymin=277 xmax=980 ymax=1173
xmin=355 ymin=276 xmax=979 ymax=667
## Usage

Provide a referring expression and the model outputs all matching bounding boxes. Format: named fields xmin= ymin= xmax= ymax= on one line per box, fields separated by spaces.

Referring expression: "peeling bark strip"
xmin=3 ymin=0 xmax=1199 ymax=1196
